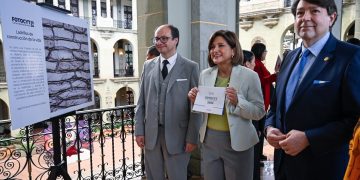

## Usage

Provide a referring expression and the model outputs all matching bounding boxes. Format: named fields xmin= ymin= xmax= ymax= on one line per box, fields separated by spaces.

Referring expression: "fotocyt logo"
xmin=11 ymin=17 xmax=34 ymax=27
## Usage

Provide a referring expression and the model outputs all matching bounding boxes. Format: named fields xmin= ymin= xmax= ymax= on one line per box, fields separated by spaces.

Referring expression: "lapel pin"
xmin=323 ymin=57 xmax=330 ymax=62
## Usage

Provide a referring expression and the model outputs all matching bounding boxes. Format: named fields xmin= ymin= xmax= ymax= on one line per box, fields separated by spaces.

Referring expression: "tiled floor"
xmin=261 ymin=140 xmax=275 ymax=180
xmin=261 ymin=161 xmax=275 ymax=180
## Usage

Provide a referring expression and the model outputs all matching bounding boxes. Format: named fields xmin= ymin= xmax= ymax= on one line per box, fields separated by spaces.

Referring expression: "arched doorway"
xmin=0 ymin=99 xmax=10 ymax=137
xmin=113 ymin=39 xmax=133 ymax=77
xmin=281 ymin=24 xmax=298 ymax=52
xmin=344 ymin=21 xmax=355 ymax=41
xmin=250 ymin=36 xmax=266 ymax=46
xmin=115 ymin=87 xmax=134 ymax=106
xmin=0 ymin=99 xmax=9 ymax=120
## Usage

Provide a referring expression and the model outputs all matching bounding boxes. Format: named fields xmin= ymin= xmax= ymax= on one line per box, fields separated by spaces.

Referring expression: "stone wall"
xmin=43 ymin=18 xmax=91 ymax=112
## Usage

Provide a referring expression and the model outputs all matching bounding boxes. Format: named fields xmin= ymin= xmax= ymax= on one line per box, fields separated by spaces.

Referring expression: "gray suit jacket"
xmin=135 ymin=54 xmax=201 ymax=154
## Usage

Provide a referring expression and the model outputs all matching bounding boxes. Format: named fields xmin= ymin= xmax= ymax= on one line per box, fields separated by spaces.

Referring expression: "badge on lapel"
xmin=323 ymin=57 xmax=330 ymax=62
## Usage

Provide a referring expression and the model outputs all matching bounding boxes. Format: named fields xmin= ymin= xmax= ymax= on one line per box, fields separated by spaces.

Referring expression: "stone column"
xmin=65 ymin=0 xmax=70 ymax=10
xmin=53 ymin=0 xmax=59 ymax=6
xmin=191 ymin=0 xmax=237 ymax=70
xmin=106 ymin=0 xmax=111 ymax=18
xmin=79 ymin=0 xmax=86 ymax=17
xmin=332 ymin=0 xmax=342 ymax=39
xmin=136 ymin=0 xmax=166 ymax=74
xmin=355 ymin=0 xmax=360 ymax=38
xmin=132 ymin=0 xmax=138 ymax=30
xmin=136 ymin=0 xmax=238 ymax=74
xmin=96 ymin=0 xmax=101 ymax=18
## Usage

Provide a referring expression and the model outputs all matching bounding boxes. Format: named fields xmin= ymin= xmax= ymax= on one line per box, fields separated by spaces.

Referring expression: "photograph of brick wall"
xmin=43 ymin=18 xmax=92 ymax=113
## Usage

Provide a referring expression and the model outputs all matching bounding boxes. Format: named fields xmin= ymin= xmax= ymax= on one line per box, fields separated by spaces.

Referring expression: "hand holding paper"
xmin=192 ymin=86 xmax=226 ymax=115
xmin=188 ymin=87 xmax=199 ymax=103
xmin=225 ymin=87 xmax=238 ymax=106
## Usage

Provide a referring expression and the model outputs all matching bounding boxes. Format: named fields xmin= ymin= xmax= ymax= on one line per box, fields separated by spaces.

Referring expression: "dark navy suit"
xmin=265 ymin=34 xmax=360 ymax=180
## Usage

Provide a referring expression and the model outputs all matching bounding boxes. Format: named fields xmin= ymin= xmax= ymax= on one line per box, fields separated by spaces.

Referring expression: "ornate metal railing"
xmin=0 ymin=105 xmax=144 ymax=179
xmin=79 ymin=16 xmax=131 ymax=30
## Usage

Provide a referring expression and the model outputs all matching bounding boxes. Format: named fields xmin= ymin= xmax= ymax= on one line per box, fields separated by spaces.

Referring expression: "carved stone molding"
xmin=343 ymin=0 xmax=355 ymax=4
xmin=240 ymin=8 xmax=283 ymax=20
xmin=239 ymin=20 xmax=254 ymax=31
xmin=263 ymin=17 xmax=279 ymax=28
xmin=93 ymin=78 xmax=107 ymax=84
xmin=110 ymin=77 xmax=140 ymax=83
xmin=0 ymin=83 xmax=7 ymax=90
xmin=99 ymin=30 xmax=114 ymax=40
xmin=240 ymin=8 xmax=283 ymax=29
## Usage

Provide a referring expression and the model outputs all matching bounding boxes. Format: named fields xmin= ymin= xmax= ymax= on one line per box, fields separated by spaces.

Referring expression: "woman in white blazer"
xmin=188 ymin=30 xmax=265 ymax=180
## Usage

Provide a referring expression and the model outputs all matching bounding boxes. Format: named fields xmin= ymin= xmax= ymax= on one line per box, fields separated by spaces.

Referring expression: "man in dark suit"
xmin=265 ymin=0 xmax=360 ymax=179
xmin=135 ymin=24 xmax=201 ymax=180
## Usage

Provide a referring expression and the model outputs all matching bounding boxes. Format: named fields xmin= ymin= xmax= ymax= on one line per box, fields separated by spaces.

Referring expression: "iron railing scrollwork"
xmin=0 ymin=105 xmax=144 ymax=179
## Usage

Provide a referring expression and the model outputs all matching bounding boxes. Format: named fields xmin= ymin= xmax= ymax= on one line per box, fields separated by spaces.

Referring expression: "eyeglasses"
xmin=153 ymin=36 xmax=173 ymax=44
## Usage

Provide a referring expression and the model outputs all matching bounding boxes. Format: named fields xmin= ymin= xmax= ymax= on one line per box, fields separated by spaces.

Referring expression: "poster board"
xmin=0 ymin=0 xmax=94 ymax=129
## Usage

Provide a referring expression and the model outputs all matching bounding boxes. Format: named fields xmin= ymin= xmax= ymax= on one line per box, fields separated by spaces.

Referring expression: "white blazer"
xmin=199 ymin=65 xmax=265 ymax=151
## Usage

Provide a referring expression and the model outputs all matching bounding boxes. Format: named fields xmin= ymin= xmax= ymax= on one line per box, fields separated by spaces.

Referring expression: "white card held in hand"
xmin=192 ymin=86 xmax=226 ymax=115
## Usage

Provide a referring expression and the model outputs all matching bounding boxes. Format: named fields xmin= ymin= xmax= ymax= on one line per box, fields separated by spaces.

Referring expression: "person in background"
xmin=135 ymin=24 xmax=201 ymax=180
xmin=188 ymin=30 xmax=265 ymax=180
xmin=251 ymin=42 xmax=278 ymax=165
xmin=251 ymin=42 xmax=278 ymax=112
xmin=243 ymin=49 xmax=262 ymax=180
xmin=265 ymin=0 xmax=360 ymax=179
xmin=146 ymin=45 xmax=160 ymax=60
xmin=243 ymin=50 xmax=256 ymax=70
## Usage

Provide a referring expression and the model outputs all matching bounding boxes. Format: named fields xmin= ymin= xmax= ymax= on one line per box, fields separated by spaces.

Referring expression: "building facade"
xmin=239 ymin=0 xmax=358 ymax=73
xmin=0 ymin=0 xmax=139 ymax=127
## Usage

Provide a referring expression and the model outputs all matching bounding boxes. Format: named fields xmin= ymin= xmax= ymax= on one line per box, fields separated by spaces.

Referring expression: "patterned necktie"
xmin=162 ymin=60 xmax=169 ymax=79
xmin=285 ymin=49 xmax=311 ymax=111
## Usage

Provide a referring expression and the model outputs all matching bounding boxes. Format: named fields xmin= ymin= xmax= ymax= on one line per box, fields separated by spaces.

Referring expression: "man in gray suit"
xmin=135 ymin=24 xmax=201 ymax=180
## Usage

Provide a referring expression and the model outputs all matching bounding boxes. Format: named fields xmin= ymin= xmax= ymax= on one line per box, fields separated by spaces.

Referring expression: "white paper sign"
xmin=192 ymin=86 xmax=226 ymax=115
xmin=0 ymin=0 xmax=94 ymax=129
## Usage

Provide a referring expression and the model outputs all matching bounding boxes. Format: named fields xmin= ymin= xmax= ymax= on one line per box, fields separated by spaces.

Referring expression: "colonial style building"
xmin=0 ymin=0 xmax=139 ymax=126
xmin=239 ymin=0 xmax=358 ymax=73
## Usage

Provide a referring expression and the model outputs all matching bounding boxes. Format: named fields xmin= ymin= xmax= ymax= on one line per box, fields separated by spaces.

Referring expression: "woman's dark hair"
xmin=147 ymin=45 xmax=160 ymax=57
xmin=291 ymin=0 xmax=338 ymax=27
xmin=242 ymin=50 xmax=254 ymax=66
xmin=251 ymin=43 xmax=266 ymax=60
xmin=207 ymin=30 xmax=243 ymax=67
